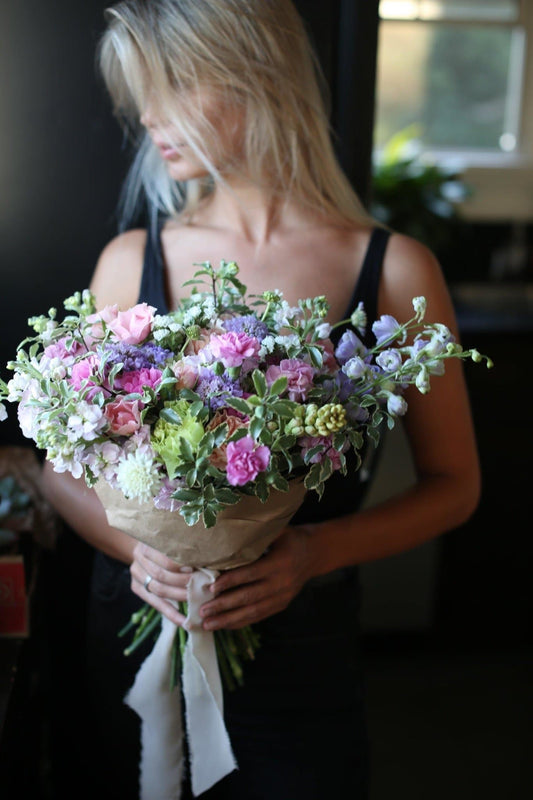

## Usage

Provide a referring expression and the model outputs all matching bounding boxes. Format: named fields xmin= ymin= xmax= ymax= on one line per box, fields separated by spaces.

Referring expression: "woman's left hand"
xmin=199 ymin=525 xmax=316 ymax=630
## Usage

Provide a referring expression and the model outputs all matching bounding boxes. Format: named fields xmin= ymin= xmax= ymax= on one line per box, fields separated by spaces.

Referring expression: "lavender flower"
xmin=223 ymin=315 xmax=269 ymax=341
xmin=102 ymin=341 xmax=173 ymax=372
xmin=195 ymin=367 xmax=244 ymax=411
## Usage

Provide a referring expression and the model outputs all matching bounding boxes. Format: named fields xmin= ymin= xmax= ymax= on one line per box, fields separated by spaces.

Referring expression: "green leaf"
xmin=273 ymin=434 xmax=296 ymax=451
xmin=160 ymin=407 xmax=182 ymax=425
xmin=269 ymin=376 xmax=288 ymax=397
xmin=189 ymin=400 xmax=205 ymax=418
xmin=227 ymin=427 xmax=249 ymax=444
xmin=319 ymin=458 xmax=333 ymax=483
xmin=181 ymin=504 xmax=202 ymax=526
xmin=304 ymin=462 xmax=322 ymax=491
xmin=214 ymin=488 xmax=240 ymax=505
xmin=226 ymin=397 xmax=251 ymax=415
xmin=303 ymin=445 xmax=324 ymax=465
xmin=212 ymin=423 xmax=229 ymax=447
xmin=255 ymin=480 xmax=269 ymax=503
xmin=332 ymin=432 xmax=346 ymax=451
xmin=270 ymin=474 xmax=289 ymax=493
xmin=203 ymin=505 xmax=218 ymax=529
xmin=307 ymin=346 xmax=323 ymax=369
xmin=249 ymin=417 xmax=263 ymax=441
xmin=252 ymin=370 xmax=267 ymax=398
xmin=173 ymin=488 xmax=200 ymax=502
xmin=180 ymin=437 xmax=195 ymax=462
xmin=270 ymin=400 xmax=296 ymax=418
xmin=186 ymin=467 xmax=198 ymax=488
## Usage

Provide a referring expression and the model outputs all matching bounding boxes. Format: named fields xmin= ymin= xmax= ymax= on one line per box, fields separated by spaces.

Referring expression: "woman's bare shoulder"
xmin=379 ymin=231 xmax=455 ymax=327
xmin=90 ymin=228 xmax=147 ymax=310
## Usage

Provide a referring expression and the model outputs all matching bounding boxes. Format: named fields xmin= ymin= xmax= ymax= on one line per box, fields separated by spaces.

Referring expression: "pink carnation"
xmin=104 ymin=398 xmax=143 ymax=436
xmin=265 ymin=358 xmax=315 ymax=401
xmin=209 ymin=331 xmax=260 ymax=368
xmin=225 ymin=436 xmax=270 ymax=486
xmin=115 ymin=368 xmax=162 ymax=394
xmin=69 ymin=354 xmax=103 ymax=399
xmin=44 ymin=337 xmax=86 ymax=362
xmin=107 ymin=303 xmax=156 ymax=345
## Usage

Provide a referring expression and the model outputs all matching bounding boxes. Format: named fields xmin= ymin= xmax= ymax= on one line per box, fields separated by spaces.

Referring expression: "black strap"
xmin=339 ymin=227 xmax=391 ymax=346
xmin=138 ymin=216 xmax=169 ymax=313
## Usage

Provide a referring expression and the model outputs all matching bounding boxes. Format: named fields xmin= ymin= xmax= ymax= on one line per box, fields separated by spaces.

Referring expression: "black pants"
xmin=85 ymin=553 xmax=369 ymax=800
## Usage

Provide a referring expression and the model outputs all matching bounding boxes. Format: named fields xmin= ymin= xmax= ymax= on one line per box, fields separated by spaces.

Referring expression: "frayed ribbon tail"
xmin=125 ymin=567 xmax=237 ymax=799
xmin=184 ymin=568 xmax=238 ymax=797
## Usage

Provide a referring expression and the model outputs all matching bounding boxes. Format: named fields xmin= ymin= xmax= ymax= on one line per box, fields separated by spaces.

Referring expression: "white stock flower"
xmin=259 ymin=335 xmax=276 ymax=357
xmin=273 ymin=301 xmax=302 ymax=329
xmin=116 ymin=451 xmax=161 ymax=503
xmin=0 ymin=402 xmax=7 ymax=422
xmin=66 ymin=402 xmax=105 ymax=442
xmin=316 ymin=322 xmax=332 ymax=339
xmin=412 ymin=296 xmax=427 ymax=318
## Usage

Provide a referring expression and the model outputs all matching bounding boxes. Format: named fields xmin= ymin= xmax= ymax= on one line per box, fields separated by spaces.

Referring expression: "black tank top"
xmin=137 ymin=220 xmax=391 ymax=525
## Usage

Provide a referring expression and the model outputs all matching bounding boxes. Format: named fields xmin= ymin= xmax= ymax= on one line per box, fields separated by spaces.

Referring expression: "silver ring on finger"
xmin=144 ymin=574 xmax=153 ymax=592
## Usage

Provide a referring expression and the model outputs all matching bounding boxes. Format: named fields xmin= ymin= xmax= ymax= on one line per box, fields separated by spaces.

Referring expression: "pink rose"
xmin=184 ymin=328 xmax=216 ymax=356
xmin=265 ymin=358 xmax=315 ymax=401
xmin=209 ymin=331 xmax=260 ymax=368
xmin=172 ymin=357 xmax=199 ymax=390
xmin=107 ymin=303 xmax=156 ymax=345
xmin=104 ymin=398 xmax=143 ymax=436
xmin=115 ymin=368 xmax=162 ymax=394
xmin=225 ymin=435 xmax=270 ymax=486
xmin=86 ymin=304 xmax=120 ymax=339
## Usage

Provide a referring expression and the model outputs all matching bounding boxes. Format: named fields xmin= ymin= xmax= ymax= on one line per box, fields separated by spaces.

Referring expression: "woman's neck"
xmin=194 ymin=178 xmax=318 ymax=246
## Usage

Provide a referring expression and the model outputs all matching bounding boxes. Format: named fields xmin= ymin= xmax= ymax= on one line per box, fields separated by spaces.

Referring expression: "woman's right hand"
xmin=130 ymin=541 xmax=192 ymax=626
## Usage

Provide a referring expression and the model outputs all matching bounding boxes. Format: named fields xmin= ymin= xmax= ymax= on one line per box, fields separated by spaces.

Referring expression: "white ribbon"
xmin=125 ymin=568 xmax=238 ymax=799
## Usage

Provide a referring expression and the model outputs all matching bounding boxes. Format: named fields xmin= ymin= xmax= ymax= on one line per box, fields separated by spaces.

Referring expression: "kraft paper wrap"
xmin=94 ymin=479 xmax=307 ymax=570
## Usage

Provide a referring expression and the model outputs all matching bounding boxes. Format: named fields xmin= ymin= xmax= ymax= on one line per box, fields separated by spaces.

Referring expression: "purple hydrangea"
xmin=102 ymin=342 xmax=173 ymax=372
xmin=195 ymin=367 xmax=244 ymax=411
xmin=223 ymin=315 xmax=269 ymax=342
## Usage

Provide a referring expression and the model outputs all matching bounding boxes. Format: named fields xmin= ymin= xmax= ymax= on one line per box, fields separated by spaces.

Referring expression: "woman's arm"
xmin=197 ymin=234 xmax=481 ymax=629
xmin=41 ymin=228 xmax=191 ymax=623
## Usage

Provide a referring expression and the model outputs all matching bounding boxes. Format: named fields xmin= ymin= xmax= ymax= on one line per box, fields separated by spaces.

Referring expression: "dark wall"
xmin=0 ymin=1 xmax=127 ymax=443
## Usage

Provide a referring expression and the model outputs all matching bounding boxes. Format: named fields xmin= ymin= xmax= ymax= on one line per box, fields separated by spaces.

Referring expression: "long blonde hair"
xmin=99 ymin=0 xmax=372 ymax=230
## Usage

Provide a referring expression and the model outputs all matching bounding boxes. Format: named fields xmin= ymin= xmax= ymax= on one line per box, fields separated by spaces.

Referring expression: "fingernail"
xmin=209 ymin=584 xmax=216 ymax=593
xmin=204 ymin=620 xmax=216 ymax=630
xmin=180 ymin=567 xmax=194 ymax=574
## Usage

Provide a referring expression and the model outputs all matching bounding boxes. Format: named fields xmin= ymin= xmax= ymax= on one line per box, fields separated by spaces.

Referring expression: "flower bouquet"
xmin=0 ymin=260 xmax=491 ymax=797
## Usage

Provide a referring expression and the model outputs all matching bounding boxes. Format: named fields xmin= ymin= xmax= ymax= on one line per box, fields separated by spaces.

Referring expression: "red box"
xmin=0 ymin=555 xmax=28 ymax=637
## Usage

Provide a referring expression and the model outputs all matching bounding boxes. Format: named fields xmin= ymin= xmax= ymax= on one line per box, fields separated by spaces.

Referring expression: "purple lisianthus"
xmin=223 ymin=315 xmax=269 ymax=342
xmin=225 ymin=435 xmax=270 ymax=486
xmin=372 ymin=315 xmax=403 ymax=346
xmin=334 ymin=330 xmax=367 ymax=365
xmin=195 ymin=367 xmax=244 ymax=411
xmin=103 ymin=341 xmax=173 ymax=372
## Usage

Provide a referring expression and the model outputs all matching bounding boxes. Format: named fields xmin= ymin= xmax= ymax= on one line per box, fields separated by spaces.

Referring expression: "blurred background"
xmin=0 ymin=1 xmax=531 ymax=798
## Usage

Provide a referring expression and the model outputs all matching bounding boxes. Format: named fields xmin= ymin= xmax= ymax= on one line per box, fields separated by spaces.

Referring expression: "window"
xmin=374 ymin=1 xmax=533 ymax=221
xmin=375 ymin=0 xmax=525 ymax=154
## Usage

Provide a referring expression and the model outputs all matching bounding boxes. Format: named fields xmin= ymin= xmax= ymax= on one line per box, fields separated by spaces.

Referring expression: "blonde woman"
xmin=43 ymin=1 xmax=480 ymax=798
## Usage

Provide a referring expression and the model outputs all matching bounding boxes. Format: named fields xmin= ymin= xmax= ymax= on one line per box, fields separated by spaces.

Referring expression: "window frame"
xmin=375 ymin=0 xmax=533 ymax=221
